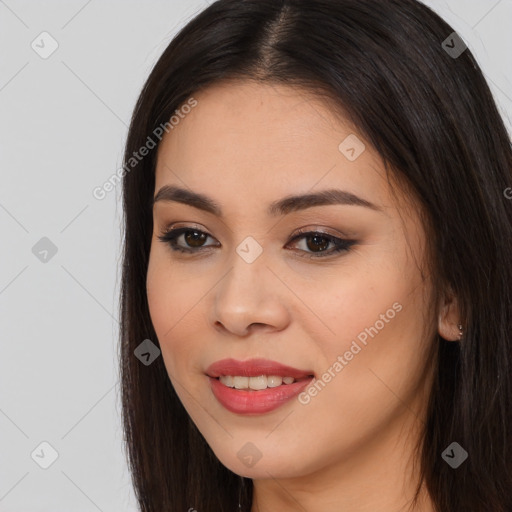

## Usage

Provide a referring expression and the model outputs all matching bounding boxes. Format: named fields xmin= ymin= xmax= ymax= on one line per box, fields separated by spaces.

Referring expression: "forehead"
xmin=154 ymin=80 xmax=393 ymax=214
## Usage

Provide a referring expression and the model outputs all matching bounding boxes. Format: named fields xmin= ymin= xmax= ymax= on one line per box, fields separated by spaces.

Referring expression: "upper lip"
xmin=206 ymin=358 xmax=314 ymax=379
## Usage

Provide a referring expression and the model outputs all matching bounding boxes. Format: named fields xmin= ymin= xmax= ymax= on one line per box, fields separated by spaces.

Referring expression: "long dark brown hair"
xmin=119 ymin=0 xmax=512 ymax=510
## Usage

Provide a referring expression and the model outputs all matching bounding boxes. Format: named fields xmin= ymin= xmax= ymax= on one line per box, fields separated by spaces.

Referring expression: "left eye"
xmin=288 ymin=231 xmax=354 ymax=257
xmin=157 ymin=227 xmax=356 ymax=259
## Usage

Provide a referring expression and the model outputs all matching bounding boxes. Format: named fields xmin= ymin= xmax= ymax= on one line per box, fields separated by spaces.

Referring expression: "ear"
xmin=438 ymin=287 xmax=462 ymax=341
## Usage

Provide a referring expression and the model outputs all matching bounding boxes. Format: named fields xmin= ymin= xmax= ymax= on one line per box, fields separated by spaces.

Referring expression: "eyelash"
xmin=157 ymin=226 xmax=356 ymax=259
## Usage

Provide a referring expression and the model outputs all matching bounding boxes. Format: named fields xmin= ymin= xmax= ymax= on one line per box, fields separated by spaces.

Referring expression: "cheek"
xmin=293 ymin=301 xmax=430 ymax=468
xmin=146 ymin=253 xmax=199 ymax=374
xmin=303 ymin=257 xmax=430 ymax=405
xmin=299 ymin=259 xmax=408 ymax=353
xmin=147 ymin=247 xmax=201 ymax=331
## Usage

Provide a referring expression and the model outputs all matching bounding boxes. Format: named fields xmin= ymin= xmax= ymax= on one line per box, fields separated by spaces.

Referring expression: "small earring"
xmin=458 ymin=323 xmax=463 ymax=340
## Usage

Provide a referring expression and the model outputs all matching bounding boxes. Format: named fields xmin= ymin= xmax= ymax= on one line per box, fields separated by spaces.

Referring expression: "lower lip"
xmin=208 ymin=376 xmax=314 ymax=414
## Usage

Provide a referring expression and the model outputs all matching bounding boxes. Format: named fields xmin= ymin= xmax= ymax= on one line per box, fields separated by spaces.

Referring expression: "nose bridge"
xmin=220 ymin=235 xmax=269 ymax=305
xmin=212 ymin=235 xmax=288 ymax=334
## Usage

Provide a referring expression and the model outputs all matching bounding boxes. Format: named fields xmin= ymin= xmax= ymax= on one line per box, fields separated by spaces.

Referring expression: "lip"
xmin=206 ymin=358 xmax=314 ymax=379
xmin=206 ymin=358 xmax=315 ymax=415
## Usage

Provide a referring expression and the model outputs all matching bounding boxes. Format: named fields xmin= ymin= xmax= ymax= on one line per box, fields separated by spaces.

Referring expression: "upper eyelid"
xmin=161 ymin=225 xmax=348 ymax=241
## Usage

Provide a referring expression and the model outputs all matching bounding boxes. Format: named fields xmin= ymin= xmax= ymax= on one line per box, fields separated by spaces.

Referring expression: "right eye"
xmin=157 ymin=227 xmax=219 ymax=254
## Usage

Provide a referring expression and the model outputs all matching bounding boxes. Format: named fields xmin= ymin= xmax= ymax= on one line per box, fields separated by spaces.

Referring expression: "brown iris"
xmin=184 ymin=230 xmax=207 ymax=247
xmin=305 ymin=233 xmax=330 ymax=252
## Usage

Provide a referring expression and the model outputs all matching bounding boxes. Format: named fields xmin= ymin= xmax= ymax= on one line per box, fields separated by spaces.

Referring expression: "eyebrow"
xmin=152 ymin=184 xmax=382 ymax=216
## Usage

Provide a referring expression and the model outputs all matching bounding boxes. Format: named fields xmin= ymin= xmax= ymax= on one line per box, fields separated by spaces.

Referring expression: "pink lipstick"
xmin=206 ymin=358 xmax=314 ymax=414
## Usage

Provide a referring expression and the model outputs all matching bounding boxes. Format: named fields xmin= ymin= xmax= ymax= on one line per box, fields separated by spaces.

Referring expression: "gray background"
xmin=1 ymin=1 xmax=511 ymax=510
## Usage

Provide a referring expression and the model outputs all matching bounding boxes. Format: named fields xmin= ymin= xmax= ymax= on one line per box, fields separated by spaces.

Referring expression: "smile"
xmin=206 ymin=358 xmax=315 ymax=414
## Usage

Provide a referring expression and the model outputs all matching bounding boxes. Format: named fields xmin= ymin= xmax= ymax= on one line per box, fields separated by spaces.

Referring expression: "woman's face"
xmin=147 ymin=80 xmax=436 ymax=480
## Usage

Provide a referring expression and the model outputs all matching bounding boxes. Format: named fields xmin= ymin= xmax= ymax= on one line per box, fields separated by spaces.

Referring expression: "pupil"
xmin=307 ymin=234 xmax=328 ymax=252
xmin=185 ymin=230 xmax=206 ymax=247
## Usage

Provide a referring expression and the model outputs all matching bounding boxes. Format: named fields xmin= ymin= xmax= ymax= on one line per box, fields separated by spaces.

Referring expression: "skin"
xmin=146 ymin=80 xmax=462 ymax=512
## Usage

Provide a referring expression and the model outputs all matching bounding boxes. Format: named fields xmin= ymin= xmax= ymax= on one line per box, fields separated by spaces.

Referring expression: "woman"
xmin=119 ymin=0 xmax=512 ymax=510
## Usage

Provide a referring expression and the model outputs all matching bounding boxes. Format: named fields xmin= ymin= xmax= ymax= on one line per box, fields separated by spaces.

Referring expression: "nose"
xmin=211 ymin=247 xmax=290 ymax=337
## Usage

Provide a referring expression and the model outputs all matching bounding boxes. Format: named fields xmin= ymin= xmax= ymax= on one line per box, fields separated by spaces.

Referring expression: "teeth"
xmin=248 ymin=375 xmax=267 ymax=390
xmin=219 ymin=375 xmax=296 ymax=390
xmin=267 ymin=375 xmax=283 ymax=387
xmin=233 ymin=376 xmax=249 ymax=389
xmin=220 ymin=375 xmax=234 ymax=387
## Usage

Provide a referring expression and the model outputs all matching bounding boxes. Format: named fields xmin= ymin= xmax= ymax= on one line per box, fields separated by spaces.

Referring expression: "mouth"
xmin=205 ymin=358 xmax=315 ymax=414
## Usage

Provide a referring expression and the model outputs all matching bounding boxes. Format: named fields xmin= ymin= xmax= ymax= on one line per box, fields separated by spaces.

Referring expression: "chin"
xmin=206 ymin=435 xmax=318 ymax=479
